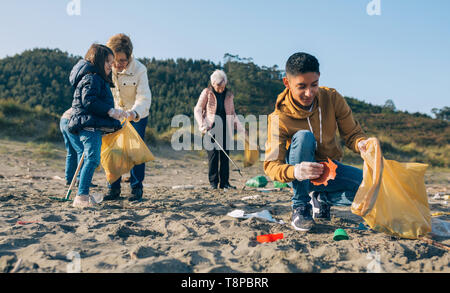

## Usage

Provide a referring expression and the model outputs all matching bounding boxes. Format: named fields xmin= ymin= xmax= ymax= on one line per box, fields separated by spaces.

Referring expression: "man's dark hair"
xmin=286 ymin=52 xmax=320 ymax=76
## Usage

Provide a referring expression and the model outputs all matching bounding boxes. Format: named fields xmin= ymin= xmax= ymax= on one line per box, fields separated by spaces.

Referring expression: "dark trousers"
xmin=207 ymin=148 xmax=230 ymax=187
xmin=109 ymin=116 xmax=148 ymax=190
xmin=206 ymin=121 xmax=230 ymax=187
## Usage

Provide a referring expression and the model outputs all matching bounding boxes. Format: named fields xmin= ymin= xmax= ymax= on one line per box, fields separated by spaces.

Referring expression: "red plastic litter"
xmin=16 ymin=221 xmax=39 ymax=225
xmin=310 ymin=158 xmax=337 ymax=186
xmin=257 ymin=233 xmax=284 ymax=243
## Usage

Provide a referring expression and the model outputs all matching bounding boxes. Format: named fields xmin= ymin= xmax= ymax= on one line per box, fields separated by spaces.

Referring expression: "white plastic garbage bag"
xmin=431 ymin=218 xmax=450 ymax=237
xmin=227 ymin=209 xmax=284 ymax=224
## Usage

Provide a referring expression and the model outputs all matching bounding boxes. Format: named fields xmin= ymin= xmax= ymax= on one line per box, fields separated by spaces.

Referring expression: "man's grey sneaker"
xmin=291 ymin=204 xmax=315 ymax=232
xmin=310 ymin=192 xmax=331 ymax=220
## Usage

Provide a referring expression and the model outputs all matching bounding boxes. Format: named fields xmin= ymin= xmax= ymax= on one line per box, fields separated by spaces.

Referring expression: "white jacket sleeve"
xmin=131 ymin=68 xmax=152 ymax=122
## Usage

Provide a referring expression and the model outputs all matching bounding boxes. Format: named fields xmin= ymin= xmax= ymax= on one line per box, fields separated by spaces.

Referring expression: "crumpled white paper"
xmin=172 ymin=185 xmax=195 ymax=190
xmin=227 ymin=209 xmax=284 ymax=224
xmin=241 ymin=194 xmax=260 ymax=200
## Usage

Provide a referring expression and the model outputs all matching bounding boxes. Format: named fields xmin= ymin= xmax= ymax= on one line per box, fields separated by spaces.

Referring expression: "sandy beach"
xmin=0 ymin=139 xmax=448 ymax=273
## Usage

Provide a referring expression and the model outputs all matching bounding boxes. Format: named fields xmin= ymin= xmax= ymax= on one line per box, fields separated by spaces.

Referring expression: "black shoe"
xmin=129 ymin=188 xmax=143 ymax=202
xmin=208 ymin=184 xmax=218 ymax=190
xmin=291 ymin=204 xmax=315 ymax=232
xmin=220 ymin=183 xmax=236 ymax=190
xmin=310 ymin=192 xmax=331 ymax=220
xmin=104 ymin=188 xmax=121 ymax=201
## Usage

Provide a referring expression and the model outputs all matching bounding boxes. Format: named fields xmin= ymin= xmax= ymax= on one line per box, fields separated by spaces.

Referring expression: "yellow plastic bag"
xmin=244 ymin=137 xmax=259 ymax=167
xmin=351 ymin=138 xmax=431 ymax=239
xmin=101 ymin=120 xmax=155 ymax=184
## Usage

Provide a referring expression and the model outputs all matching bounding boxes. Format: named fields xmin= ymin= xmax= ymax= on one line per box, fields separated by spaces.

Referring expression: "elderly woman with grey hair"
xmin=194 ymin=70 xmax=245 ymax=190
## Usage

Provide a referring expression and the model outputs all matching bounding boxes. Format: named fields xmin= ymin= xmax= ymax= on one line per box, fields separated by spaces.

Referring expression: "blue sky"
xmin=1 ymin=0 xmax=449 ymax=115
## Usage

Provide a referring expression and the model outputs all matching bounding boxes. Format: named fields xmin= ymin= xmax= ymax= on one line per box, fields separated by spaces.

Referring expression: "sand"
xmin=0 ymin=139 xmax=448 ymax=273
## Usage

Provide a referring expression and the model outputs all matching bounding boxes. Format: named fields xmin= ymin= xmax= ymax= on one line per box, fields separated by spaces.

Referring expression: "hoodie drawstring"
xmin=307 ymin=106 xmax=322 ymax=146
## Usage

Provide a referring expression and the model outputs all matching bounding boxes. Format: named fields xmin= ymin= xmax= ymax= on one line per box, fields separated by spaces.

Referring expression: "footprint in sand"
xmin=41 ymin=215 xmax=63 ymax=222
xmin=131 ymin=246 xmax=166 ymax=259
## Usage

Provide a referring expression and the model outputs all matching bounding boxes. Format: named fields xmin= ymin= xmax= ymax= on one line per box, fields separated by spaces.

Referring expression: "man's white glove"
xmin=357 ymin=139 xmax=369 ymax=153
xmin=294 ymin=162 xmax=324 ymax=181
xmin=108 ymin=108 xmax=128 ymax=121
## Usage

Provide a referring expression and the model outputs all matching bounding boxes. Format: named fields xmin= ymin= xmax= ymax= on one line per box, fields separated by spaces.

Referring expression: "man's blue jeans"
xmin=60 ymin=118 xmax=84 ymax=184
xmin=286 ymin=130 xmax=363 ymax=209
xmin=109 ymin=116 xmax=148 ymax=190
xmin=78 ymin=129 xmax=102 ymax=195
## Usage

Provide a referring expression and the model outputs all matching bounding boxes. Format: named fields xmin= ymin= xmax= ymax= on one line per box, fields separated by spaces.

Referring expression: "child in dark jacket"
xmin=68 ymin=44 xmax=128 ymax=208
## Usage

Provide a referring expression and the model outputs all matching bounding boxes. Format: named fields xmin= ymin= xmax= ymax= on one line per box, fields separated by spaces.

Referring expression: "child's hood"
xmin=69 ymin=59 xmax=98 ymax=89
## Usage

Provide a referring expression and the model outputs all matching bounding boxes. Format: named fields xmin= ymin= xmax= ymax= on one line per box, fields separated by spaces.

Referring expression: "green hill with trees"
xmin=0 ymin=48 xmax=448 ymax=167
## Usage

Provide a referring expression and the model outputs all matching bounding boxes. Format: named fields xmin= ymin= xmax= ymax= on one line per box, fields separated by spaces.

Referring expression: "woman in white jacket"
xmin=104 ymin=33 xmax=152 ymax=202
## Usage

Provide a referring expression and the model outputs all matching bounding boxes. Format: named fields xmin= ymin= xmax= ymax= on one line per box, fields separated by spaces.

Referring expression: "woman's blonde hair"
xmin=106 ymin=33 xmax=133 ymax=59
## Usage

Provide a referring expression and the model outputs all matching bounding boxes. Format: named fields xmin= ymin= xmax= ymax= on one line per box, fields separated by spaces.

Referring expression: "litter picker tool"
xmin=206 ymin=131 xmax=243 ymax=178
xmin=206 ymin=131 xmax=247 ymax=190
xmin=49 ymin=152 xmax=85 ymax=202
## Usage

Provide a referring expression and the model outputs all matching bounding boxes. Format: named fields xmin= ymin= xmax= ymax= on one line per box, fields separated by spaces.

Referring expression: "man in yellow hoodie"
xmin=264 ymin=52 xmax=368 ymax=232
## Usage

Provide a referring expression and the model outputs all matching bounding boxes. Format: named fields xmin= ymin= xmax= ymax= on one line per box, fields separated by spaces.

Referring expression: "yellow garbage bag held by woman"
xmin=101 ymin=120 xmax=154 ymax=184
xmin=351 ymin=138 xmax=431 ymax=239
